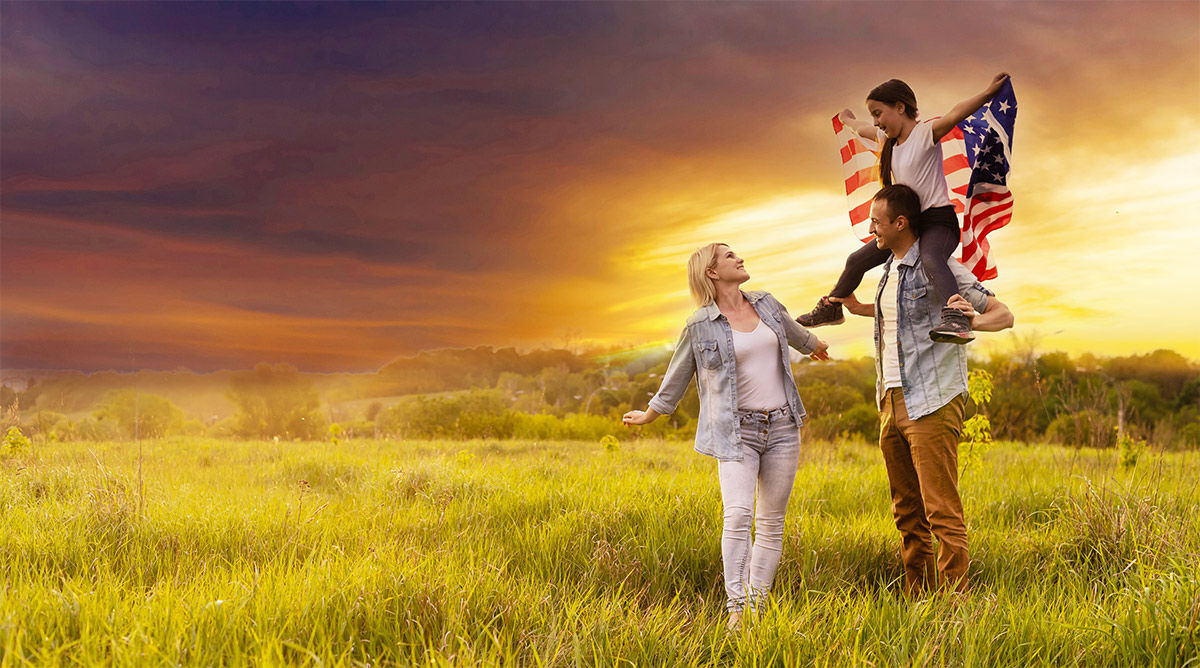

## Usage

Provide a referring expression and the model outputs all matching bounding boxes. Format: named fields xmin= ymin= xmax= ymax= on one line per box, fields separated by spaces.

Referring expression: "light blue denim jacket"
xmin=647 ymin=290 xmax=821 ymax=462
xmin=874 ymin=240 xmax=995 ymax=420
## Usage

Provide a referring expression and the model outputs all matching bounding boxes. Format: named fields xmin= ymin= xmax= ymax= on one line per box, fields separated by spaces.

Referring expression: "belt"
xmin=736 ymin=405 xmax=790 ymax=421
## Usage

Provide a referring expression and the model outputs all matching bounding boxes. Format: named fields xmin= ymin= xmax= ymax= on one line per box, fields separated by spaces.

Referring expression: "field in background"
xmin=2 ymin=437 xmax=1198 ymax=666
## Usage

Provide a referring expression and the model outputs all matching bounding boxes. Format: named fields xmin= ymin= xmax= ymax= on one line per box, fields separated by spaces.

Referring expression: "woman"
xmin=622 ymin=243 xmax=829 ymax=630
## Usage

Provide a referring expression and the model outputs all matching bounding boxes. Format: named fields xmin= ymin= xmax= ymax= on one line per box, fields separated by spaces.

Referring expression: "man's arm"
xmin=830 ymin=293 xmax=874 ymax=317
xmin=946 ymin=294 xmax=1014 ymax=332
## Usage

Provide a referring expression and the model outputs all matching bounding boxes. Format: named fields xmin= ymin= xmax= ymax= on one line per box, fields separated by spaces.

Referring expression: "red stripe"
xmin=969 ymin=200 xmax=1012 ymax=223
xmin=940 ymin=125 xmax=965 ymax=142
xmin=970 ymin=190 xmax=1012 ymax=203
xmin=840 ymin=140 xmax=875 ymax=164
xmin=832 ymin=114 xmax=844 ymax=133
xmin=849 ymin=199 xmax=872 ymax=224
xmin=966 ymin=201 xmax=1013 ymax=227
xmin=844 ymin=166 xmax=877 ymax=195
xmin=943 ymin=154 xmax=969 ymax=172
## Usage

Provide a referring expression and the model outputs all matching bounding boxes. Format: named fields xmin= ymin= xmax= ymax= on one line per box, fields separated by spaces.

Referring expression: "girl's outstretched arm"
xmin=931 ymin=72 xmax=1009 ymax=142
xmin=839 ymin=108 xmax=877 ymax=141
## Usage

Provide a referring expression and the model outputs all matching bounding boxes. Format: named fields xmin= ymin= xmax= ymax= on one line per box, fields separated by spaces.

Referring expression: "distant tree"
xmin=227 ymin=363 xmax=326 ymax=440
xmin=365 ymin=401 xmax=383 ymax=422
xmin=93 ymin=390 xmax=185 ymax=439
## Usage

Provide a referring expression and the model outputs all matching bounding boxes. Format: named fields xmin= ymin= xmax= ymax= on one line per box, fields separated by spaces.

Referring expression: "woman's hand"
xmin=809 ymin=339 xmax=830 ymax=361
xmin=622 ymin=409 xmax=659 ymax=426
xmin=838 ymin=107 xmax=857 ymax=124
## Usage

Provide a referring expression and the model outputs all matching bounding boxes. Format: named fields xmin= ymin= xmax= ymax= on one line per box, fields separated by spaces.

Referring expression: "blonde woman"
xmin=623 ymin=243 xmax=829 ymax=630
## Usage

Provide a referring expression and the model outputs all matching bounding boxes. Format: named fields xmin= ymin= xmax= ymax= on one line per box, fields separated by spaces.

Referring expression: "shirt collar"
xmin=702 ymin=290 xmax=762 ymax=320
xmin=896 ymin=239 xmax=922 ymax=268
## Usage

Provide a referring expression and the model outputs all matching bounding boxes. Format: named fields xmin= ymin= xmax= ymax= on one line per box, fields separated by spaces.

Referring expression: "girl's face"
xmin=867 ymin=99 xmax=909 ymax=139
xmin=707 ymin=245 xmax=749 ymax=285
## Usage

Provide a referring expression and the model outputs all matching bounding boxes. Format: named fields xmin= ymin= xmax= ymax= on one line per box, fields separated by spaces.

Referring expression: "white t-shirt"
xmin=731 ymin=320 xmax=787 ymax=411
xmin=878 ymin=120 xmax=953 ymax=211
xmin=879 ymin=263 xmax=902 ymax=390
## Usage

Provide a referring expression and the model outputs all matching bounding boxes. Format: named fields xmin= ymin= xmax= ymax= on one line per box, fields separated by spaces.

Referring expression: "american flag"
xmin=833 ymin=79 xmax=1017 ymax=281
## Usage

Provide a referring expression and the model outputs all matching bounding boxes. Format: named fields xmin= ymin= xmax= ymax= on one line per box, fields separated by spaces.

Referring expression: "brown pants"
xmin=879 ymin=388 xmax=968 ymax=595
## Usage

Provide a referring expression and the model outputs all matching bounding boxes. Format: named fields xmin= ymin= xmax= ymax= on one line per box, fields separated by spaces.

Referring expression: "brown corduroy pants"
xmin=879 ymin=388 xmax=968 ymax=595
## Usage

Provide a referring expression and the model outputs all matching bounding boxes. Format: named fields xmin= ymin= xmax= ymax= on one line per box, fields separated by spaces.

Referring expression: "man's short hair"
xmin=872 ymin=184 xmax=921 ymax=231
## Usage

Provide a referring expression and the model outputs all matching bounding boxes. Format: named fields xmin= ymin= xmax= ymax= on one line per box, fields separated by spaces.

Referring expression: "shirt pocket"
xmin=903 ymin=285 xmax=928 ymax=302
xmin=695 ymin=339 xmax=722 ymax=370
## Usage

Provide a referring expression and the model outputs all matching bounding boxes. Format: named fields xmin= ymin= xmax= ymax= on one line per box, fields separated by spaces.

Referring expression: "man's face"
xmin=868 ymin=199 xmax=901 ymax=251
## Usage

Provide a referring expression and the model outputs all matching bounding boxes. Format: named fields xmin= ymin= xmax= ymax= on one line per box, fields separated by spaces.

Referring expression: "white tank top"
xmin=731 ymin=320 xmax=787 ymax=410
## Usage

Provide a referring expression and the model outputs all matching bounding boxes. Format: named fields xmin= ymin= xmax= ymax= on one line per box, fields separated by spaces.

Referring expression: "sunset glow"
xmin=2 ymin=1 xmax=1198 ymax=371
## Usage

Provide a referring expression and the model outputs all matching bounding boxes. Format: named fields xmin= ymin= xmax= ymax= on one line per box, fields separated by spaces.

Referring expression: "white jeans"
xmin=718 ymin=407 xmax=801 ymax=612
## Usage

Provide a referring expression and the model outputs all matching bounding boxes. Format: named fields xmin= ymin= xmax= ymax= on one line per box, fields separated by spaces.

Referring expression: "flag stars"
xmin=998 ymin=99 xmax=1012 ymax=113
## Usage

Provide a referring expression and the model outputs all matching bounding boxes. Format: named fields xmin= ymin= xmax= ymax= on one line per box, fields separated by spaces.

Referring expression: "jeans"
xmin=717 ymin=406 xmax=801 ymax=612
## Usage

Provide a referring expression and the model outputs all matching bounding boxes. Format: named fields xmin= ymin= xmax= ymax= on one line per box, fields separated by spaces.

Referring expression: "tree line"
xmin=4 ymin=342 xmax=1198 ymax=449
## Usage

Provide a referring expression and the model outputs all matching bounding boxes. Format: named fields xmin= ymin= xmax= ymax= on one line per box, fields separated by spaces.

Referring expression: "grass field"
xmin=2 ymin=436 xmax=1198 ymax=666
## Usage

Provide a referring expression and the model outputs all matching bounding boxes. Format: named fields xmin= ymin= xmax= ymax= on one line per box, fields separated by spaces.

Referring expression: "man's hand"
xmin=830 ymin=293 xmax=874 ymax=317
xmin=810 ymin=339 xmax=831 ymax=361
xmin=946 ymin=294 xmax=978 ymax=326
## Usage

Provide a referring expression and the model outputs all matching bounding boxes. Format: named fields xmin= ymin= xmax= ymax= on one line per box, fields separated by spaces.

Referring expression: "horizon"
xmin=3 ymin=2 xmax=1199 ymax=372
xmin=1 ymin=338 xmax=1195 ymax=380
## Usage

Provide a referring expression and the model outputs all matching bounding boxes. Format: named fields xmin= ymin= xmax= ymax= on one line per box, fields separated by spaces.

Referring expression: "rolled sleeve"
xmin=950 ymin=261 xmax=995 ymax=313
xmin=647 ymin=326 xmax=697 ymax=415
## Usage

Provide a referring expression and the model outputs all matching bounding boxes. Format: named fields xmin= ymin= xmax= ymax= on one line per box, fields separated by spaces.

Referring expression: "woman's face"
xmin=708 ymin=245 xmax=749 ymax=285
xmin=867 ymin=99 xmax=909 ymax=139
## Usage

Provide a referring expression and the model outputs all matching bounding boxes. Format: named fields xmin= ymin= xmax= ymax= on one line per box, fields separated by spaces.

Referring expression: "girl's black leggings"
xmin=828 ymin=205 xmax=960 ymax=306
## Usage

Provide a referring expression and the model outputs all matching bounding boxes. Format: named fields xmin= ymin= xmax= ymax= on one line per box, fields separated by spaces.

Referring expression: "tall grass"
xmin=1 ymin=437 xmax=1197 ymax=666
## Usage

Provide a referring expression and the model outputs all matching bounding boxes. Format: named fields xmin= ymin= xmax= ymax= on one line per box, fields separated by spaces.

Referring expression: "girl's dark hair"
xmin=868 ymin=79 xmax=919 ymax=187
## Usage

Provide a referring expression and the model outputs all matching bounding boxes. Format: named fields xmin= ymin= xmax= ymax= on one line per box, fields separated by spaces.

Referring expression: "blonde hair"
xmin=687 ymin=242 xmax=728 ymax=306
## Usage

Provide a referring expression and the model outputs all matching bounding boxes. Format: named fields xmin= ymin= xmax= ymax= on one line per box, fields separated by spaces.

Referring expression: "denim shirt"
xmin=874 ymin=241 xmax=994 ymax=420
xmin=647 ymin=290 xmax=820 ymax=462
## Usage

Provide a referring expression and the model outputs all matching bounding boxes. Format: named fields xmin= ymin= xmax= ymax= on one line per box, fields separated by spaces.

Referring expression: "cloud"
xmin=2 ymin=1 xmax=1198 ymax=370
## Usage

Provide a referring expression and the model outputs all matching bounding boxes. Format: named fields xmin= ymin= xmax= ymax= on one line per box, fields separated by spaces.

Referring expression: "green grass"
xmin=2 ymin=437 xmax=1198 ymax=666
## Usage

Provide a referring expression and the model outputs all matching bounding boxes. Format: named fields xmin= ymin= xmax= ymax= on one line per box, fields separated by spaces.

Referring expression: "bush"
xmin=2 ymin=427 xmax=30 ymax=456
xmin=1046 ymin=409 xmax=1116 ymax=448
xmin=805 ymin=403 xmax=879 ymax=443
xmin=92 ymin=390 xmax=185 ymax=439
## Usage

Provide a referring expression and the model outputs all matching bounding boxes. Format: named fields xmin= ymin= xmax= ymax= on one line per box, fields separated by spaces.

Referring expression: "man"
xmin=838 ymin=184 xmax=1013 ymax=595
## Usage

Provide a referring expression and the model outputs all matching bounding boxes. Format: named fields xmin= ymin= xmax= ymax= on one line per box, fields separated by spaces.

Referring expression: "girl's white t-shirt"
xmin=731 ymin=320 xmax=787 ymax=411
xmin=878 ymin=120 xmax=953 ymax=211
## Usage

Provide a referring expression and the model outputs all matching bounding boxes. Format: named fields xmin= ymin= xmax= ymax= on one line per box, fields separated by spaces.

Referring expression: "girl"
xmin=622 ymin=243 xmax=829 ymax=631
xmin=797 ymin=73 xmax=1009 ymax=344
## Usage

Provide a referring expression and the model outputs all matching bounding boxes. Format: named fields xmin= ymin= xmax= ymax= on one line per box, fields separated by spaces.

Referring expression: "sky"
xmin=2 ymin=1 xmax=1198 ymax=373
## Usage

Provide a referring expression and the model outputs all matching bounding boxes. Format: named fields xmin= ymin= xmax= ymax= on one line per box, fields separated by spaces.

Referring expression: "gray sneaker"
xmin=929 ymin=307 xmax=975 ymax=344
xmin=796 ymin=296 xmax=845 ymax=328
